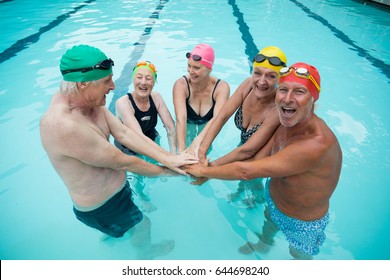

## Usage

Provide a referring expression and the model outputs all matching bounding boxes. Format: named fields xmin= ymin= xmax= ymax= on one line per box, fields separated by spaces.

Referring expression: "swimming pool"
xmin=0 ymin=0 xmax=389 ymax=260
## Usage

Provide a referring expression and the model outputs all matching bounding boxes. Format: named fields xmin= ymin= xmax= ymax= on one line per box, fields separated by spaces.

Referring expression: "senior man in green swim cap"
xmin=40 ymin=45 xmax=197 ymax=258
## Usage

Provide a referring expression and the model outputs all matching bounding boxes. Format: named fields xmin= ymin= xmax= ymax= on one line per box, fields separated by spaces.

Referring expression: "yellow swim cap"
xmin=252 ymin=46 xmax=287 ymax=75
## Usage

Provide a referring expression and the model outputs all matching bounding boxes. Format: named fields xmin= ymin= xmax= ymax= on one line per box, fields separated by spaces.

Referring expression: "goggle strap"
xmin=280 ymin=67 xmax=320 ymax=92
xmin=186 ymin=53 xmax=212 ymax=65
xmin=61 ymin=59 xmax=113 ymax=74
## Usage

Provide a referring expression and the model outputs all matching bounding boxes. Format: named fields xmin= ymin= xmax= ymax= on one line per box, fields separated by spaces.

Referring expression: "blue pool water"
xmin=0 ymin=0 xmax=389 ymax=260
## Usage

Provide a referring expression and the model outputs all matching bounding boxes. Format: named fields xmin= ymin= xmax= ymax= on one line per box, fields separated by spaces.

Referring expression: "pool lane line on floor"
xmin=109 ymin=0 xmax=170 ymax=113
xmin=291 ymin=0 xmax=390 ymax=81
xmin=228 ymin=0 xmax=259 ymax=73
xmin=109 ymin=0 xmax=259 ymax=113
xmin=0 ymin=0 xmax=96 ymax=64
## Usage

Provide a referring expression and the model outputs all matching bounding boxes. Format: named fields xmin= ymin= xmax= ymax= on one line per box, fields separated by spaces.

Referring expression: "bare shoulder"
xmin=115 ymin=94 xmax=131 ymax=108
xmin=151 ymin=91 xmax=165 ymax=107
xmin=213 ymin=77 xmax=230 ymax=98
xmin=173 ymin=76 xmax=186 ymax=87
xmin=302 ymin=117 xmax=341 ymax=163
xmin=241 ymin=76 xmax=252 ymax=86
xmin=115 ymin=94 xmax=134 ymax=115
xmin=316 ymin=117 xmax=340 ymax=145
xmin=231 ymin=77 xmax=252 ymax=98
xmin=216 ymin=78 xmax=230 ymax=91
xmin=151 ymin=91 xmax=162 ymax=100
xmin=307 ymin=117 xmax=342 ymax=177
xmin=173 ymin=77 xmax=188 ymax=99
xmin=239 ymin=77 xmax=252 ymax=89
xmin=116 ymin=94 xmax=129 ymax=104
xmin=40 ymin=107 xmax=79 ymax=156
xmin=40 ymin=109 xmax=77 ymax=140
xmin=40 ymin=94 xmax=69 ymax=130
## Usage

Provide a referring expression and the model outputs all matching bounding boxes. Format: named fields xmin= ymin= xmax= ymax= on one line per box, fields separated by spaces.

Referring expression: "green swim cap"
xmin=60 ymin=45 xmax=113 ymax=82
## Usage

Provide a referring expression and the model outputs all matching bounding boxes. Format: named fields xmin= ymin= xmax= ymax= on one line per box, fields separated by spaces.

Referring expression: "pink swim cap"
xmin=188 ymin=43 xmax=215 ymax=69
xmin=279 ymin=62 xmax=321 ymax=102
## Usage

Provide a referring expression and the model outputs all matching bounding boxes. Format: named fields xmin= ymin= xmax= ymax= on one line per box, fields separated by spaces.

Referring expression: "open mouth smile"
xmin=282 ymin=106 xmax=296 ymax=117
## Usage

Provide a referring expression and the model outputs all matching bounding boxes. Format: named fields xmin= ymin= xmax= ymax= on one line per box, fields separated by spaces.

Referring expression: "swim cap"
xmin=252 ymin=46 xmax=287 ymax=74
xmin=279 ymin=62 xmax=321 ymax=102
xmin=188 ymin=43 xmax=215 ymax=69
xmin=60 ymin=45 xmax=113 ymax=82
xmin=132 ymin=61 xmax=157 ymax=80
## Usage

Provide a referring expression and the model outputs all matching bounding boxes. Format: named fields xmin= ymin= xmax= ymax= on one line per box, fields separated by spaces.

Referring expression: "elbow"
xmin=110 ymin=152 xmax=128 ymax=171
xmin=232 ymin=145 xmax=259 ymax=161
xmin=239 ymin=148 xmax=257 ymax=160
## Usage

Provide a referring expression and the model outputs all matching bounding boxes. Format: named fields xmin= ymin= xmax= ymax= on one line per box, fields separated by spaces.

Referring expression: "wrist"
xmin=162 ymin=167 xmax=175 ymax=176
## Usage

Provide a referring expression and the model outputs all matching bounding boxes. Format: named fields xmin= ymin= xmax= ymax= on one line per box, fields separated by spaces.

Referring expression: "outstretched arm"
xmin=184 ymin=136 xmax=326 ymax=181
xmin=197 ymin=77 xmax=252 ymax=162
xmin=173 ymin=78 xmax=188 ymax=153
xmin=211 ymin=107 xmax=280 ymax=166
xmin=106 ymin=107 xmax=197 ymax=174
xmin=115 ymin=95 xmax=145 ymax=135
xmin=45 ymin=113 xmax=172 ymax=177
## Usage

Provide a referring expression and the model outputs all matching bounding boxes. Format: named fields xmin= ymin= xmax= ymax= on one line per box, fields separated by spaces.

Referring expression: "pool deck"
xmin=369 ymin=0 xmax=390 ymax=7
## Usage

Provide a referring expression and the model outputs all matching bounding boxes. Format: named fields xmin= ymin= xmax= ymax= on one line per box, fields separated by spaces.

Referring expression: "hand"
xmin=165 ymin=153 xmax=199 ymax=175
xmin=184 ymin=158 xmax=209 ymax=186
xmin=182 ymin=158 xmax=209 ymax=180
xmin=189 ymin=175 xmax=209 ymax=186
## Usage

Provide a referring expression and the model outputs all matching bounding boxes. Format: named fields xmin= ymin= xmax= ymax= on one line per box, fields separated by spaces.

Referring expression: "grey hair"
xmin=60 ymin=78 xmax=104 ymax=95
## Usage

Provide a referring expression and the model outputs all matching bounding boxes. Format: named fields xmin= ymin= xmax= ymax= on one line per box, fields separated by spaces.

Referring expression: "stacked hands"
xmin=179 ymin=150 xmax=210 ymax=185
xmin=41 ymin=43 xmax=342 ymax=259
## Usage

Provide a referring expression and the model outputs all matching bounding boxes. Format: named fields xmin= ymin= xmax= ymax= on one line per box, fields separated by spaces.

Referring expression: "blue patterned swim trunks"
xmin=265 ymin=179 xmax=329 ymax=256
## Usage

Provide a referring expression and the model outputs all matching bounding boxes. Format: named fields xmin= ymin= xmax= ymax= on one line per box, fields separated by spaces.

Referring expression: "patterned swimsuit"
xmin=234 ymin=105 xmax=262 ymax=144
xmin=265 ymin=178 xmax=329 ymax=256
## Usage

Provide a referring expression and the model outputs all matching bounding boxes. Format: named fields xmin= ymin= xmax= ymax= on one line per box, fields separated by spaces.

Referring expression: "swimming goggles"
xmin=279 ymin=67 xmax=321 ymax=91
xmin=186 ymin=52 xmax=213 ymax=65
xmin=252 ymin=54 xmax=286 ymax=67
xmin=133 ymin=61 xmax=157 ymax=80
xmin=134 ymin=61 xmax=157 ymax=74
xmin=61 ymin=58 xmax=114 ymax=75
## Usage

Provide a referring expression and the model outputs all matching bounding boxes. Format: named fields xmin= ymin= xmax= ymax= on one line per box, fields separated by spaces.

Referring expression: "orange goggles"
xmin=280 ymin=67 xmax=320 ymax=92
xmin=133 ymin=61 xmax=157 ymax=79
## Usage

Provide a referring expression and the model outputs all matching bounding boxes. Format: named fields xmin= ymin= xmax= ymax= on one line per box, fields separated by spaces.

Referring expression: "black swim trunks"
xmin=73 ymin=181 xmax=143 ymax=238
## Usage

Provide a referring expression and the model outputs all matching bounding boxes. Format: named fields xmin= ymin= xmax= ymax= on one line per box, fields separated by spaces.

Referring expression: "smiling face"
xmin=133 ymin=67 xmax=155 ymax=97
xmin=276 ymin=81 xmax=314 ymax=128
xmin=251 ymin=66 xmax=278 ymax=99
xmin=187 ymin=59 xmax=211 ymax=82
